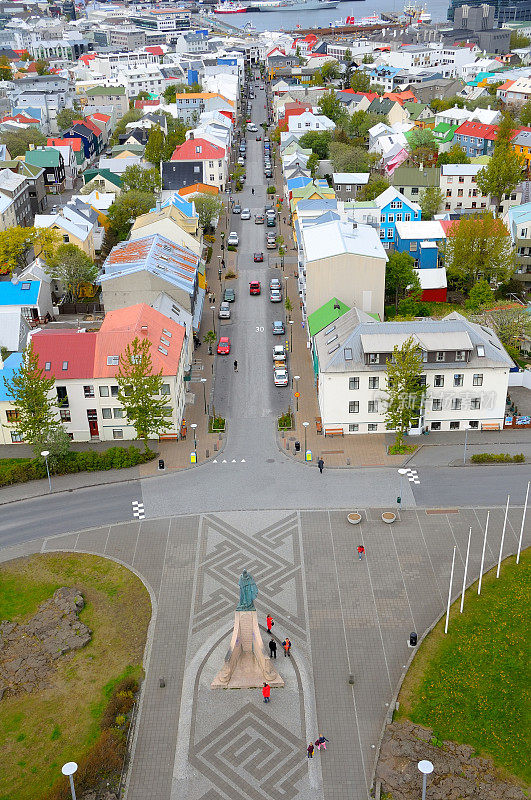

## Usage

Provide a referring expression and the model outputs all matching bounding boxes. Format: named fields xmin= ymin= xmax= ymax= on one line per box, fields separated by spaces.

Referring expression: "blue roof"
xmin=287 ymin=176 xmax=312 ymax=191
xmin=159 ymin=193 xmax=197 ymax=219
xmin=296 ymin=199 xmax=337 ymax=212
xmin=0 ymin=280 xmax=40 ymax=305
xmin=0 ymin=353 xmax=23 ymax=401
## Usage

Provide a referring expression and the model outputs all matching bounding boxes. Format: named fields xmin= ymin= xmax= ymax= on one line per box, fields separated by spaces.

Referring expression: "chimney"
xmin=141 ymin=324 xmax=148 ymax=334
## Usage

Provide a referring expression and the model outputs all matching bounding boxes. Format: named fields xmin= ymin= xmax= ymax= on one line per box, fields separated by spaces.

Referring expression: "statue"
xmin=236 ymin=569 xmax=257 ymax=611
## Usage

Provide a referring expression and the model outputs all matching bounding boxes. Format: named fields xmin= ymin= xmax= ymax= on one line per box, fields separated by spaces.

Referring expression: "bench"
xmin=324 ymin=427 xmax=344 ymax=437
xmin=481 ymin=423 xmax=500 ymax=431
xmin=315 ymin=417 xmax=323 ymax=435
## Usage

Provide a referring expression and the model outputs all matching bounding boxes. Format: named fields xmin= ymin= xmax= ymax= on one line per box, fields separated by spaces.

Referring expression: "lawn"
xmin=397 ymin=549 xmax=530 ymax=785
xmin=0 ymin=553 xmax=151 ymax=800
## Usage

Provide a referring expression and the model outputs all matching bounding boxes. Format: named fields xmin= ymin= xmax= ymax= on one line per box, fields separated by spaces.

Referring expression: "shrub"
xmin=206 ymin=245 xmax=213 ymax=263
xmin=209 ymin=415 xmax=225 ymax=432
xmin=227 ymin=244 xmax=237 ymax=251
xmin=266 ymin=185 xmax=276 ymax=194
xmin=470 ymin=453 xmax=525 ymax=463
xmin=225 ymin=269 xmax=237 ymax=279
xmin=278 ymin=410 xmax=293 ymax=430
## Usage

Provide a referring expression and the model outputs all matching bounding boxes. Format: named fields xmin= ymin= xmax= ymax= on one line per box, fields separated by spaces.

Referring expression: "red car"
xmin=217 ymin=336 xmax=231 ymax=355
xmin=254 ymin=252 xmax=264 ymax=262
xmin=249 ymin=281 xmax=261 ymax=295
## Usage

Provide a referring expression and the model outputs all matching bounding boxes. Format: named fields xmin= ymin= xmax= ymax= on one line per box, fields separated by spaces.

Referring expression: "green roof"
xmin=308 ymin=297 xmax=350 ymax=338
xmin=84 ymin=168 xmax=122 ymax=188
xmin=403 ymin=102 xmax=428 ymax=120
xmin=112 ymin=143 xmax=144 ymax=155
xmin=24 ymin=149 xmax=61 ymax=168
xmin=85 ymin=86 xmax=126 ymax=97
xmin=471 ymin=155 xmax=490 ymax=165
xmin=344 ymin=200 xmax=378 ymax=209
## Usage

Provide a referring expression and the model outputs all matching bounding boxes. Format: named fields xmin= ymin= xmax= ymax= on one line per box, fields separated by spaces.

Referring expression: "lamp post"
xmin=303 ymin=421 xmax=309 ymax=459
xmin=200 ymin=377 xmax=207 ymax=415
xmin=418 ymin=760 xmax=434 ymax=800
xmin=289 ymin=319 xmax=294 ymax=352
xmin=397 ymin=467 xmax=408 ymax=507
xmin=294 ymin=375 xmax=300 ymax=412
xmin=211 ymin=305 xmax=216 ymax=337
xmin=190 ymin=423 xmax=197 ymax=453
xmin=284 ymin=274 xmax=289 ymax=302
xmin=41 ymin=450 xmax=51 ymax=493
xmin=62 ymin=762 xmax=78 ymax=800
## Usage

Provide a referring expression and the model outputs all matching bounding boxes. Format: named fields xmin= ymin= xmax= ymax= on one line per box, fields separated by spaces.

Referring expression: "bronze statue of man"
xmin=237 ymin=569 xmax=258 ymax=611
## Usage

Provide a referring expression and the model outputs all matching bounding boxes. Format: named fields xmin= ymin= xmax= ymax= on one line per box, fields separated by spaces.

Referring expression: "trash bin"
xmin=158 ymin=459 xmax=165 ymax=470
xmin=294 ymin=441 xmax=300 ymax=452
xmin=409 ymin=632 xmax=417 ymax=647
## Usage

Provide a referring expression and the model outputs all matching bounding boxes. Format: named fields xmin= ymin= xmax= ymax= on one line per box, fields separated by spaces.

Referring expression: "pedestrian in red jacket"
xmin=307 ymin=743 xmax=314 ymax=759
xmin=262 ymin=682 xmax=271 ymax=703
xmin=266 ymin=614 xmax=274 ymax=633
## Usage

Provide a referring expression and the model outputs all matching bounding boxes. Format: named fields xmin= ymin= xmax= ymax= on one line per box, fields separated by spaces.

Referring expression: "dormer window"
xmin=368 ymin=353 xmax=378 ymax=364
xmin=45 ymin=361 xmax=51 ymax=370
xmin=107 ymin=355 xmax=119 ymax=366
xmin=455 ymin=350 xmax=466 ymax=362
xmin=62 ymin=361 xmax=68 ymax=370
xmin=477 ymin=345 xmax=485 ymax=357
xmin=436 ymin=351 xmax=445 ymax=362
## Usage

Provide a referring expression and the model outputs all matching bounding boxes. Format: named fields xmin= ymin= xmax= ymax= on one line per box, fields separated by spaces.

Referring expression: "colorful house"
xmin=374 ymin=187 xmax=421 ymax=249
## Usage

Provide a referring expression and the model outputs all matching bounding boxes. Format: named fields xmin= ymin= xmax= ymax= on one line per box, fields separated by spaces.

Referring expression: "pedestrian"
xmin=252 ymin=187 xmax=255 ymax=195
xmin=318 ymin=458 xmax=324 ymax=474
xmin=234 ymin=360 xmax=238 ymax=372
xmin=315 ymin=735 xmax=329 ymax=751
xmin=269 ymin=639 xmax=277 ymax=658
xmin=262 ymin=682 xmax=271 ymax=703
xmin=266 ymin=614 xmax=274 ymax=633
xmin=307 ymin=743 xmax=314 ymax=759
xmin=282 ymin=637 xmax=291 ymax=657
xmin=357 ymin=545 xmax=365 ymax=561
xmin=221 ymin=259 xmax=225 ymax=269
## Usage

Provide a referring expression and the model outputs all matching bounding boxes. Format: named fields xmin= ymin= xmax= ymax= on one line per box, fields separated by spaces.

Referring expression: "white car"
xmin=227 ymin=232 xmax=239 ymax=246
xmin=241 ymin=208 xmax=251 ymax=220
xmin=273 ymin=344 xmax=286 ymax=362
xmin=247 ymin=123 xmax=258 ymax=132
xmin=270 ymin=277 xmax=281 ymax=290
xmin=218 ymin=301 xmax=231 ymax=319
xmin=274 ymin=367 xmax=289 ymax=387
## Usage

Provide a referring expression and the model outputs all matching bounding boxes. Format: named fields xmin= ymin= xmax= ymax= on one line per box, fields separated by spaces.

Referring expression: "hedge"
xmin=470 ymin=453 xmax=525 ymax=464
xmin=0 ymin=446 xmax=156 ymax=488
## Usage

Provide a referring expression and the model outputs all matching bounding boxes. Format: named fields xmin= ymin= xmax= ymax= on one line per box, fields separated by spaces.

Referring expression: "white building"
xmin=440 ymin=164 xmax=522 ymax=214
xmin=314 ymin=309 xmax=512 ymax=435
xmin=287 ymin=111 xmax=335 ymax=134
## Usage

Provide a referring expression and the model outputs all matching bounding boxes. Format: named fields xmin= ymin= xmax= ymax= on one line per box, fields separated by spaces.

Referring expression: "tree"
xmin=437 ymin=144 xmax=470 ymax=166
xmin=307 ymin=152 xmax=319 ymax=177
xmin=445 ymin=214 xmax=516 ymax=292
xmin=476 ymin=114 xmax=524 ymax=214
xmin=0 ymin=127 xmax=46 ymax=158
xmin=194 ymin=194 xmax=223 ymax=231
xmin=284 ymin=296 xmax=293 ymax=319
xmin=408 ymin=127 xmax=438 ymax=153
xmin=46 ymin=244 xmax=98 ymax=302
xmin=321 ymin=60 xmax=340 ymax=83
xmin=385 ymin=337 xmax=426 ymax=452
xmin=34 ymin=59 xmax=49 ymax=75
xmin=348 ymin=110 xmax=381 ymax=146
xmin=358 ymin=176 xmax=389 ymax=201
xmin=121 ymin=164 xmax=160 ymax=194
xmin=309 ymin=69 xmax=323 ymax=87
xmin=362 ymin=53 xmax=374 ymax=64
xmin=110 ymin=108 xmax=143 ymax=145
xmin=329 ymin=141 xmax=373 ymax=172
xmin=144 ymin=126 xmax=165 ymax=165
xmin=385 ymin=251 xmax=421 ymax=310
xmin=56 ymin=108 xmax=79 ymax=131
xmin=350 ymin=70 xmax=371 ymax=93
xmin=317 ymin=89 xmax=347 ymax=126
xmin=3 ymin=341 xmax=65 ymax=456
xmin=464 ymin=279 xmax=494 ymax=311
xmin=162 ymin=126 xmax=188 ymax=160
xmin=203 ymin=330 xmax=216 ymax=354
xmin=0 ymin=226 xmax=59 ymax=273
xmin=116 ymin=337 xmax=172 ymax=451
xmin=420 ymin=187 xmax=444 ymax=220
xmin=479 ymin=307 xmax=531 ymax=350
xmin=299 ymin=130 xmax=332 ymax=159
xmin=107 ymin=191 xmax=155 ymax=240
xmin=510 ymin=30 xmax=530 ymax=49
xmin=344 ymin=48 xmax=352 ymax=63
xmin=163 ymin=84 xmax=179 ymax=103
xmin=0 ymin=55 xmax=13 ymax=81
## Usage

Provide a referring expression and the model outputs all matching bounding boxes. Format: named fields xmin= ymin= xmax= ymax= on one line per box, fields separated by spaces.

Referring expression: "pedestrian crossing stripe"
xmin=132 ymin=500 xmax=145 ymax=520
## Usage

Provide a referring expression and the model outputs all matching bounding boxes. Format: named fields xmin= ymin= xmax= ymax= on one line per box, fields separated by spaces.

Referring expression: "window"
xmin=431 ymin=421 xmax=441 ymax=430
xmin=102 ymin=408 xmax=112 ymax=419
xmin=387 ymin=229 xmax=393 ymax=239
xmin=404 ymin=213 xmax=411 ymax=221
xmin=112 ymin=429 xmax=124 ymax=439
xmin=349 ymin=423 xmax=359 ymax=432
xmin=396 ymin=213 xmax=402 ymax=222
xmin=6 ymin=409 xmax=20 ymax=422
xmin=62 ymin=361 xmax=68 ymax=370
xmin=409 ymin=241 xmax=417 ymax=251
xmin=469 ymin=420 xmax=479 ymax=429
xmin=368 ymin=354 xmax=378 ymax=364
xmin=56 ymin=386 xmax=68 ymax=407
xmin=44 ymin=361 xmax=51 ymax=371
xmin=368 ymin=423 xmax=378 ymax=431
xmin=454 ymin=374 xmax=464 ymax=387
xmin=111 ymin=386 xmax=119 ymax=397
xmin=368 ymin=400 xmax=378 ymax=413
xmin=436 ymin=351 xmax=445 ymax=361
xmin=60 ymin=409 xmax=71 ymax=421
xmin=369 ymin=377 xmax=379 ymax=389
xmin=379 ymin=229 xmax=385 ymax=239
xmin=11 ymin=431 xmax=23 ymax=443
xmin=432 ymin=399 xmax=442 ymax=411
xmin=83 ymin=385 xmax=94 ymax=398
xmin=388 ymin=214 xmax=394 ymax=223
xmin=470 ymin=398 xmax=481 ymax=409
xmin=411 ymin=187 xmax=419 ymax=195
xmin=161 ymin=383 xmax=170 ymax=395
xmin=99 ymin=386 xmax=109 ymax=397
xmin=349 ymin=377 xmax=359 ymax=390
xmin=455 ymin=350 xmax=466 ymax=362
xmin=477 ymin=345 xmax=485 ymax=357
xmin=473 ymin=374 xmax=483 ymax=386
xmin=451 ymin=398 xmax=461 ymax=410
xmin=113 ymin=408 xmax=125 ymax=418
xmin=349 ymin=401 xmax=359 ymax=413
xmin=450 ymin=421 xmax=460 ymax=430
xmin=107 ymin=355 xmax=119 ymax=366
xmin=434 ymin=374 xmax=444 ymax=387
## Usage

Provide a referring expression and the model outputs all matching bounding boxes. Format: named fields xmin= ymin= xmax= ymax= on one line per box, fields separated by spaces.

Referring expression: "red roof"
xmin=90 ymin=112 xmax=111 ymax=123
xmin=79 ymin=53 xmax=96 ymax=65
xmin=383 ymin=90 xmax=418 ymax=105
xmin=145 ymin=46 xmax=164 ymax=56
xmin=74 ymin=118 xmax=102 ymax=137
xmin=454 ymin=121 xmax=500 ymax=141
xmin=2 ymin=113 xmax=39 ymax=124
xmin=31 ymin=330 xmax=97 ymax=380
xmin=135 ymin=99 xmax=161 ymax=109
xmin=171 ymin=137 xmax=225 ymax=161
xmin=47 ymin=137 xmax=83 ymax=152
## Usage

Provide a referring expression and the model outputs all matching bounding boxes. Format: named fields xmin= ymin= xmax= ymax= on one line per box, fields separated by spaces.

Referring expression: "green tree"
xmin=317 ymin=89 xmax=347 ymax=126
xmin=121 ymin=164 xmax=160 ymax=194
xmin=110 ymin=108 xmax=143 ymax=145
xmin=0 ymin=226 xmax=59 ymax=273
xmin=384 ymin=337 xmax=426 ymax=453
xmin=320 ymin=60 xmax=340 ymax=83
xmin=510 ymin=30 xmax=530 ymax=49
xmin=162 ymin=126 xmax=188 ymax=160
xmin=329 ymin=141 xmax=373 ymax=172
xmin=0 ymin=127 xmax=46 ymax=158
xmin=385 ymin=250 xmax=421 ymax=309
xmin=445 ymin=214 xmax=516 ymax=292
xmin=34 ymin=59 xmax=49 ymax=75
xmin=162 ymin=84 xmax=179 ymax=103
xmin=348 ymin=110 xmax=381 ymax=146
xmin=480 ymin=307 xmax=531 ymax=350
xmin=116 ymin=337 xmax=172 ymax=451
xmin=284 ymin=296 xmax=293 ymax=319
xmin=309 ymin=69 xmax=323 ymax=86
xmin=307 ymin=152 xmax=319 ymax=177
xmin=420 ymin=187 xmax=444 ymax=220
xmin=408 ymin=127 xmax=438 ymax=153
xmin=437 ymin=144 xmax=470 ymax=166
xmin=3 ymin=341 xmax=65 ymax=456
xmin=46 ymin=244 xmax=98 ymax=302
xmin=518 ymin=100 xmax=531 ymax=126
xmin=464 ymin=279 xmax=494 ymax=311
xmin=203 ymin=329 xmax=216 ymax=354
xmin=299 ymin=130 xmax=332 ymax=159
xmin=362 ymin=53 xmax=374 ymax=64
xmin=56 ymin=108 xmax=79 ymax=131
xmin=0 ymin=55 xmax=13 ymax=81
xmin=358 ymin=176 xmax=389 ymax=201
xmin=107 ymin=191 xmax=155 ymax=240
xmin=144 ymin=126 xmax=165 ymax=165
xmin=350 ymin=70 xmax=371 ymax=92
xmin=344 ymin=48 xmax=352 ymax=63
xmin=194 ymin=194 xmax=223 ymax=231
xmin=476 ymin=114 xmax=524 ymax=214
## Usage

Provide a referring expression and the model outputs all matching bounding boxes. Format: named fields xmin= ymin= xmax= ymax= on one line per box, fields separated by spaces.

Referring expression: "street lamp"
xmin=294 ymin=375 xmax=300 ymax=412
xmin=190 ymin=423 xmax=197 ymax=453
xmin=303 ymin=421 xmax=309 ymax=459
xmin=418 ymin=760 xmax=434 ymax=800
xmin=200 ymin=377 xmax=207 ymax=414
xmin=210 ymin=305 xmax=216 ymax=337
xmin=289 ymin=319 xmax=294 ymax=352
xmin=397 ymin=467 xmax=408 ymax=506
xmin=62 ymin=762 xmax=78 ymax=800
xmin=284 ymin=274 xmax=289 ymax=302
xmin=41 ymin=450 xmax=51 ymax=493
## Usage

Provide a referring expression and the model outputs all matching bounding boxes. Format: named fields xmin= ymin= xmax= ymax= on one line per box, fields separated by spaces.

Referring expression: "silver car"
xmin=218 ymin=301 xmax=231 ymax=319
xmin=270 ymin=278 xmax=281 ymax=291
xmin=227 ymin=231 xmax=239 ymax=246
xmin=241 ymin=208 xmax=251 ymax=220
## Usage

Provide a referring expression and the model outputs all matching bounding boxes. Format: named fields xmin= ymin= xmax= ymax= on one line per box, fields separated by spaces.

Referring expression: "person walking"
xmin=234 ymin=360 xmax=238 ymax=372
xmin=262 ymin=682 xmax=271 ymax=703
xmin=266 ymin=614 xmax=274 ymax=633
xmin=269 ymin=639 xmax=277 ymax=658
xmin=318 ymin=458 xmax=324 ymax=474
xmin=357 ymin=545 xmax=365 ymax=561
xmin=307 ymin=743 xmax=314 ymax=759
xmin=315 ymin=735 xmax=329 ymax=751
xmin=252 ymin=187 xmax=255 ymax=195
xmin=282 ymin=637 xmax=291 ymax=657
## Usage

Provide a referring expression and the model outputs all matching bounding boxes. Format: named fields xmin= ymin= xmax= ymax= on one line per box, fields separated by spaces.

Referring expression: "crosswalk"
xmin=404 ymin=468 xmax=421 ymax=485
xmin=132 ymin=500 xmax=145 ymax=520
xmin=212 ymin=459 xmax=246 ymax=463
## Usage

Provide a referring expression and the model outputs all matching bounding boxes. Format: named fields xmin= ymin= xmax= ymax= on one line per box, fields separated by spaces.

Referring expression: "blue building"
xmin=374 ymin=187 xmax=421 ymax=249
xmin=394 ymin=220 xmax=447 ymax=269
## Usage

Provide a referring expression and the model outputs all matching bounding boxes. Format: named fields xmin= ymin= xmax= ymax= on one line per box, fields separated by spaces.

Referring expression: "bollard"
xmin=158 ymin=459 xmax=165 ymax=470
xmin=206 ymin=449 xmax=209 ymax=459
xmin=214 ymin=442 xmax=218 ymax=451
xmin=159 ymin=677 xmax=166 ymax=688
xmin=346 ymin=458 xmax=350 ymax=466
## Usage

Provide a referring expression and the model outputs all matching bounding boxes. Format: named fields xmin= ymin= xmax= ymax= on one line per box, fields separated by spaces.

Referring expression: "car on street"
xmin=217 ymin=337 xmax=231 ymax=355
xmin=267 ymin=216 xmax=276 ymax=228
xmin=237 ymin=157 xmax=245 ymax=166
xmin=223 ymin=288 xmax=235 ymax=303
xmin=264 ymin=168 xmax=272 ymax=178
xmin=249 ymin=280 xmax=261 ymax=295
xmin=273 ymin=344 xmax=286 ymax=362
xmin=247 ymin=123 xmax=257 ymax=132
xmin=227 ymin=232 xmax=239 ymax=246
xmin=266 ymin=236 xmax=276 ymax=249
xmin=264 ymin=204 xmax=274 ymax=214
xmin=256 ymin=135 xmax=262 ymax=141
xmin=273 ymin=367 xmax=289 ymax=387
xmin=270 ymin=278 xmax=281 ymax=291
xmin=254 ymin=252 xmax=264 ymax=262
xmin=218 ymin=302 xmax=231 ymax=319
xmin=254 ymin=214 xmax=264 ymax=224
xmin=272 ymin=320 xmax=285 ymax=335
xmin=232 ymin=203 xmax=242 ymax=214
xmin=270 ymin=288 xmax=282 ymax=302
xmin=241 ymin=208 xmax=251 ymax=220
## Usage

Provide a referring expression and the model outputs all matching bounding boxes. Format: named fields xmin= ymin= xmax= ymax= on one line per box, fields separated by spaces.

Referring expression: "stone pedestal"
xmin=211 ymin=611 xmax=284 ymax=689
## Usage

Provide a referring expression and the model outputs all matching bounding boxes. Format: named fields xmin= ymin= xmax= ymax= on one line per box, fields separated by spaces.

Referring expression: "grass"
xmin=396 ymin=549 xmax=531 ymax=785
xmin=0 ymin=553 xmax=151 ymax=800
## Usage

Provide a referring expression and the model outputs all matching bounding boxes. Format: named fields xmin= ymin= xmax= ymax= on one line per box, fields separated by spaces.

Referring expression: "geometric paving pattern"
xmin=189 ymin=704 xmax=306 ymax=800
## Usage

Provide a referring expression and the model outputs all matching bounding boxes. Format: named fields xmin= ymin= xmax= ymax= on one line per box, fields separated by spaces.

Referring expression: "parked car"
xmin=270 ymin=288 xmax=282 ymax=302
xmin=266 ymin=236 xmax=276 ymax=249
xmin=264 ymin=204 xmax=274 ymax=214
xmin=267 ymin=216 xmax=276 ymax=228
xmin=223 ymin=288 xmax=235 ymax=303
xmin=254 ymin=252 xmax=264 ymax=262
xmin=218 ymin=302 xmax=231 ymax=319
xmin=241 ymin=208 xmax=251 ymax=220
xmin=273 ymin=344 xmax=286 ymax=362
xmin=272 ymin=320 xmax=285 ymax=335
xmin=247 ymin=123 xmax=257 ymax=132
xmin=255 ymin=214 xmax=265 ymax=224
xmin=227 ymin=232 xmax=239 ymax=246
xmin=232 ymin=203 xmax=242 ymax=214
xmin=270 ymin=277 xmax=281 ymax=290
xmin=256 ymin=135 xmax=262 ymax=141
xmin=264 ymin=169 xmax=272 ymax=179
xmin=274 ymin=367 xmax=289 ymax=387
xmin=237 ymin=157 xmax=245 ymax=166
xmin=217 ymin=336 xmax=231 ymax=355
xmin=249 ymin=280 xmax=261 ymax=295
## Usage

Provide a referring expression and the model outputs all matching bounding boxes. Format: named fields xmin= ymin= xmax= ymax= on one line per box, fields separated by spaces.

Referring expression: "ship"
xmin=250 ymin=0 xmax=338 ymax=10
xmin=214 ymin=0 xmax=248 ymax=11
xmin=403 ymin=1 xmax=431 ymax=23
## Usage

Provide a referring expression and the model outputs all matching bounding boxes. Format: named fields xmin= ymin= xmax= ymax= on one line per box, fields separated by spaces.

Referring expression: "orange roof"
xmin=383 ymin=90 xmax=418 ymax=105
xmin=47 ymin=137 xmax=83 ymax=152
xmin=497 ymin=79 xmax=515 ymax=91
xmin=91 ymin=112 xmax=111 ymax=123
xmin=178 ymin=183 xmax=219 ymax=196
xmin=174 ymin=92 xmax=234 ymax=107
xmin=94 ymin=304 xmax=185 ymax=378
